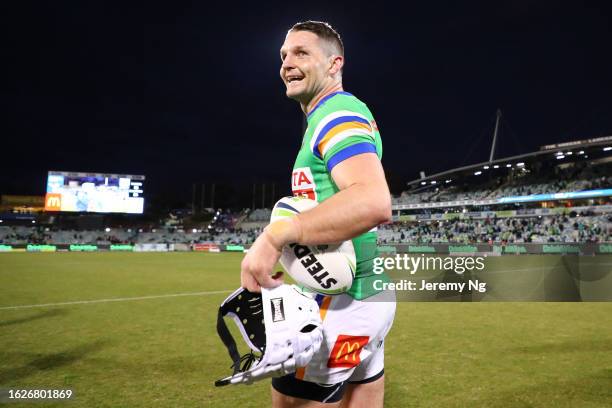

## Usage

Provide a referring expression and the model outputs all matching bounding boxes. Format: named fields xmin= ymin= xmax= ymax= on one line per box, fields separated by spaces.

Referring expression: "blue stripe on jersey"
xmin=307 ymin=91 xmax=353 ymax=119
xmin=312 ymin=115 xmax=371 ymax=159
xmin=326 ymin=142 xmax=378 ymax=172
xmin=276 ymin=201 xmax=300 ymax=213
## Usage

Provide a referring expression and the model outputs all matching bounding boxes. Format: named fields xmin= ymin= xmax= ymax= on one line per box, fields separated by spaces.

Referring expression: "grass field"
xmin=1 ymin=252 xmax=611 ymax=407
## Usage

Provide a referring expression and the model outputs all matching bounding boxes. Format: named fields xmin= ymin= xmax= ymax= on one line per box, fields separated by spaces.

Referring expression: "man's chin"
xmin=285 ymin=89 xmax=308 ymax=103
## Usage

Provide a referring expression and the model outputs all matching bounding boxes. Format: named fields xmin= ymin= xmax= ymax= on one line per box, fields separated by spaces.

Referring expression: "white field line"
xmin=0 ymin=290 xmax=232 ymax=311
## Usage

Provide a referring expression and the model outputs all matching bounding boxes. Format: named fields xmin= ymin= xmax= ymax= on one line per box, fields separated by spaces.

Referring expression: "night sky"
xmin=3 ymin=1 xmax=611 ymax=209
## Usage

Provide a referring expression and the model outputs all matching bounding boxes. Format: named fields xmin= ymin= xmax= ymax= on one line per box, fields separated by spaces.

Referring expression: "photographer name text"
xmin=374 ymin=279 xmax=487 ymax=293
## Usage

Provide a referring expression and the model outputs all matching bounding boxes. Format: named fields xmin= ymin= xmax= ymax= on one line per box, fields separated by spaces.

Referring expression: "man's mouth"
xmin=287 ymin=75 xmax=304 ymax=84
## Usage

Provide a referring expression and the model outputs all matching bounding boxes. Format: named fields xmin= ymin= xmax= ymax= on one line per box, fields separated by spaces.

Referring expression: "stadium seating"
xmin=246 ymin=208 xmax=272 ymax=222
xmin=2 ymin=210 xmax=609 ymax=246
xmin=393 ymin=165 xmax=612 ymax=205
xmin=0 ymin=225 xmax=261 ymax=246
xmin=378 ymin=214 xmax=611 ymax=244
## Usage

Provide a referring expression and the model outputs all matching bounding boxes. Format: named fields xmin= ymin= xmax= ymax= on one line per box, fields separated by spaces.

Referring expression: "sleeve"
xmin=309 ymin=110 xmax=380 ymax=172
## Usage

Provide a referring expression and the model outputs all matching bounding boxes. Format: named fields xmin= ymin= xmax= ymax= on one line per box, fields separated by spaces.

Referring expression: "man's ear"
xmin=329 ymin=55 xmax=344 ymax=75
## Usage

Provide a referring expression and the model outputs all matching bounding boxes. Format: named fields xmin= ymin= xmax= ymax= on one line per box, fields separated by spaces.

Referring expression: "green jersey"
xmin=291 ymin=91 xmax=388 ymax=300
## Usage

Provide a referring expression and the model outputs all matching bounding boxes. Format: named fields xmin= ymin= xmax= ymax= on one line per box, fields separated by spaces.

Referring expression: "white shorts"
xmin=295 ymin=289 xmax=396 ymax=385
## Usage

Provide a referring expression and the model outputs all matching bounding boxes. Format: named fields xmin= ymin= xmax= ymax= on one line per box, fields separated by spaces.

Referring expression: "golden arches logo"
xmin=327 ymin=335 xmax=369 ymax=368
xmin=45 ymin=194 xmax=62 ymax=211
xmin=336 ymin=341 xmax=361 ymax=362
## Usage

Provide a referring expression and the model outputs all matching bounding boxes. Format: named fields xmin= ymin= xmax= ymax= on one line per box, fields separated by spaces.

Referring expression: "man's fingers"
xmin=240 ymin=233 xmax=283 ymax=291
xmin=258 ymin=272 xmax=283 ymax=288
xmin=241 ymin=269 xmax=281 ymax=291
xmin=241 ymin=269 xmax=262 ymax=293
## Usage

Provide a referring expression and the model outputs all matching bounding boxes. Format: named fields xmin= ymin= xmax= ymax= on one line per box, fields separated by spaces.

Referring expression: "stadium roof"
xmin=407 ymin=135 xmax=612 ymax=188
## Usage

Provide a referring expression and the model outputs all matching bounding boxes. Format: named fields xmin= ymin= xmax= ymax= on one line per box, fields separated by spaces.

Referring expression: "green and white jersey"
xmin=291 ymin=91 xmax=389 ymax=300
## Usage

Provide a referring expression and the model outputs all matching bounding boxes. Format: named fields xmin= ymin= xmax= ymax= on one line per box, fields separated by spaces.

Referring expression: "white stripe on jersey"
xmin=319 ymin=128 xmax=376 ymax=158
xmin=310 ymin=110 xmax=373 ymax=157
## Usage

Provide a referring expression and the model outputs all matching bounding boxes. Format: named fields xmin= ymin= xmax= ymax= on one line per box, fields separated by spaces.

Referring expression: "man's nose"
xmin=281 ymin=55 xmax=295 ymax=70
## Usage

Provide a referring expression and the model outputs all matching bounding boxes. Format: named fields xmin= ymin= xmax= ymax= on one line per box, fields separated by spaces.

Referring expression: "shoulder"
xmin=308 ymin=93 xmax=378 ymax=161
xmin=310 ymin=93 xmax=375 ymax=139
xmin=312 ymin=92 xmax=373 ymax=122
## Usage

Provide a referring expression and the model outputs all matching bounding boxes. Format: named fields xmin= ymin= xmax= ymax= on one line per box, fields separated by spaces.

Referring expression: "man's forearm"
xmin=265 ymin=182 xmax=391 ymax=249
xmin=297 ymin=182 xmax=391 ymax=245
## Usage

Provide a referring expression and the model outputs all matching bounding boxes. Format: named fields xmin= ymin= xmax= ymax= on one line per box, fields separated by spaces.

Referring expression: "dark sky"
xmin=3 ymin=1 xmax=611 ymax=208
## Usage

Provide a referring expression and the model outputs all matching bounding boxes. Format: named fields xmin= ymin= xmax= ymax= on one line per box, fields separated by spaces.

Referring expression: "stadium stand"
xmin=246 ymin=208 xmax=272 ymax=222
xmin=378 ymin=213 xmax=611 ymax=244
xmin=383 ymin=138 xmax=612 ymax=246
xmin=1 ymin=138 xmax=609 ymax=249
xmin=0 ymin=225 xmax=260 ymax=246
xmin=2 ymin=207 xmax=610 ymax=247
xmin=394 ymin=162 xmax=611 ymax=205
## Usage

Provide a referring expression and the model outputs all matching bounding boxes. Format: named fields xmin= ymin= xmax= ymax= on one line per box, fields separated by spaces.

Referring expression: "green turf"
xmin=0 ymin=253 xmax=611 ymax=407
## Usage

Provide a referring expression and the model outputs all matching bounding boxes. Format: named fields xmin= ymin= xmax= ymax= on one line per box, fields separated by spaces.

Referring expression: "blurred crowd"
xmin=0 ymin=225 xmax=259 ymax=246
xmin=394 ymin=163 xmax=611 ymax=205
xmin=2 ymin=212 xmax=610 ymax=246
xmin=378 ymin=213 xmax=611 ymax=244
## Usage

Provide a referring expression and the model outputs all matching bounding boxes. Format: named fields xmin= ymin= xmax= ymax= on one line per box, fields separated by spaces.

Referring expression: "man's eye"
xmin=297 ymin=51 xmax=307 ymax=57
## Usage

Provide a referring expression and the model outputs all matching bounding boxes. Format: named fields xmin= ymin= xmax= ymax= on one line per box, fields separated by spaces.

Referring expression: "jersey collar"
xmin=306 ymin=85 xmax=352 ymax=119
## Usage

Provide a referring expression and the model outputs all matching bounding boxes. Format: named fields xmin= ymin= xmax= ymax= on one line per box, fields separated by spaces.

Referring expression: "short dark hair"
xmin=290 ymin=20 xmax=344 ymax=56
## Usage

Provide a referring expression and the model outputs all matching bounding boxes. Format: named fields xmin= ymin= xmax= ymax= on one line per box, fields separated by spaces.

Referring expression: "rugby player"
xmin=240 ymin=21 xmax=396 ymax=407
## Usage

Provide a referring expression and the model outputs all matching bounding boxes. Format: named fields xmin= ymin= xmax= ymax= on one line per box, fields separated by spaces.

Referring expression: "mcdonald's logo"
xmin=44 ymin=193 xmax=62 ymax=211
xmin=327 ymin=335 xmax=369 ymax=368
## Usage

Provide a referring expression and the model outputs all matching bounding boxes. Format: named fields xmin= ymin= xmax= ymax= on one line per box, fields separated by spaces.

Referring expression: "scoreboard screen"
xmin=44 ymin=171 xmax=145 ymax=214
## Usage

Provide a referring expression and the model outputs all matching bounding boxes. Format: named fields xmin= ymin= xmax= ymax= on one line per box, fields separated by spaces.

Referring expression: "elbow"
xmin=380 ymin=196 xmax=393 ymax=224
xmin=370 ymin=194 xmax=392 ymax=226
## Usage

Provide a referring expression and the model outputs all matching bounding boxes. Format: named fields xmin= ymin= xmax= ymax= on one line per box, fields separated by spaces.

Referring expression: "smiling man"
xmin=240 ymin=21 xmax=396 ymax=407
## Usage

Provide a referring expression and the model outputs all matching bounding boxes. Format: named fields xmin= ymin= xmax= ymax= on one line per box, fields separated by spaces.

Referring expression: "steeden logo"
xmin=327 ymin=335 xmax=369 ymax=368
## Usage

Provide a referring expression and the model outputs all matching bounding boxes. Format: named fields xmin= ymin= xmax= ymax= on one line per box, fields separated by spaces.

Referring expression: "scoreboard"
xmin=44 ymin=171 xmax=145 ymax=214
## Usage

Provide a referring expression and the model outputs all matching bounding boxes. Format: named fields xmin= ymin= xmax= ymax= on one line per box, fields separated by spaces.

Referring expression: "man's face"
xmin=279 ymin=30 xmax=334 ymax=104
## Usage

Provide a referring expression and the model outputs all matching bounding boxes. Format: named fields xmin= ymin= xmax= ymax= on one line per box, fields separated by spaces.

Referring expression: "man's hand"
xmin=240 ymin=232 xmax=283 ymax=292
xmin=241 ymin=217 xmax=302 ymax=292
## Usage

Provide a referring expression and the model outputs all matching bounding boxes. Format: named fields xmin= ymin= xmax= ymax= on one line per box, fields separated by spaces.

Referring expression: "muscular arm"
xmin=241 ymin=152 xmax=391 ymax=292
xmin=293 ymin=152 xmax=391 ymax=245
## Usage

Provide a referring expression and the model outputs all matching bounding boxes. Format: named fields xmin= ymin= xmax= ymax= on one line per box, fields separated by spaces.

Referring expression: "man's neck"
xmin=302 ymin=81 xmax=343 ymax=116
